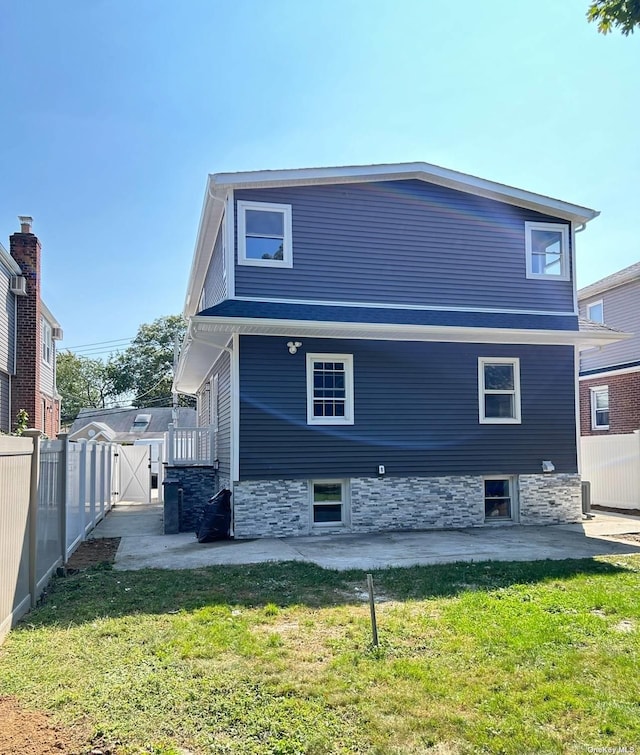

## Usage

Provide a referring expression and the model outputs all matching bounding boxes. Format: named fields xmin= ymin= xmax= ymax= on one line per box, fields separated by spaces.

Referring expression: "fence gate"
xmin=118 ymin=445 xmax=151 ymax=503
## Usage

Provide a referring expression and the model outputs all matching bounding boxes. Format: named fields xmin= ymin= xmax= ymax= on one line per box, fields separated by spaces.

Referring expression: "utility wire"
xmin=63 ymin=336 xmax=136 ymax=350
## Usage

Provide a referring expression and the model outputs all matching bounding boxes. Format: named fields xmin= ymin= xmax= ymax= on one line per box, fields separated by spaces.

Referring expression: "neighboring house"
xmin=174 ymin=161 xmax=623 ymax=539
xmin=68 ymin=406 xmax=196 ymax=443
xmin=0 ymin=217 xmax=62 ymax=436
xmin=578 ymin=262 xmax=640 ymax=435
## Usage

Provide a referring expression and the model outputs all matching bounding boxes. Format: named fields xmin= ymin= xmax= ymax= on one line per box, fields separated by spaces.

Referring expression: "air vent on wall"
xmin=52 ymin=327 xmax=63 ymax=340
xmin=10 ymin=276 xmax=26 ymax=295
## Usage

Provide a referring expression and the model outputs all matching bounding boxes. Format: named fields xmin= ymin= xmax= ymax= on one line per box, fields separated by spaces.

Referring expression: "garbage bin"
xmin=163 ymin=476 xmax=181 ymax=534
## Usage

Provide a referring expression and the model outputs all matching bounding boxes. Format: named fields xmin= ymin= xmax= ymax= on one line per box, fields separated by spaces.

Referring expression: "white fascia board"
xmin=0 ymin=242 xmax=21 ymax=275
xmin=579 ymin=364 xmax=640 ymax=381
xmin=210 ymin=162 xmax=599 ymax=225
xmin=183 ymin=178 xmax=226 ymax=317
xmin=191 ymin=315 xmax=630 ymax=348
xmin=40 ymin=301 xmax=61 ymax=329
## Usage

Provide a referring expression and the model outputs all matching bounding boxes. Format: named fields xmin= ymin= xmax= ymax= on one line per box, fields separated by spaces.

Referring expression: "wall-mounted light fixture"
xmin=287 ymin=341 xmax=302 ymax=355
xmin=542 ymin=460 xmax=555 ymax=473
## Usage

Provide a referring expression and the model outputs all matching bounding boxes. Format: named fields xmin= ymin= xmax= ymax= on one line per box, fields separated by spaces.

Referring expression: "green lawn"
xmin=1 ymin=557 xmax=639 ymax=754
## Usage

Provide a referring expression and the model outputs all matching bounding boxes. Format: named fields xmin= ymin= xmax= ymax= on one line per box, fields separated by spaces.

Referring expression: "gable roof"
xmin=69 ymin=406 xmax=197 ymax=438
xmin=0 ymin=241 xmax=21 ymax=275
xmin=578 ymin=261 xmax=640 ymax=301
xmin=185 ymin=161 xmax=599 ymax=317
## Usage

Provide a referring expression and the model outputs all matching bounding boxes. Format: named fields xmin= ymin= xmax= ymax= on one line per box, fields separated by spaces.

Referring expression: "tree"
xmin=113 ymin=314 xmax=192 ymax=408
xmin=587 ymin=0 xmax=640 ymax=34
xmin=57 ymin=352 xmax=126 ymax=424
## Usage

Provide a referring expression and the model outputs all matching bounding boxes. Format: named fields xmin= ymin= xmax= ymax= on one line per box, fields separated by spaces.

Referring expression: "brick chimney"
xmin=10 ymin=216 xmax=42 ymax=432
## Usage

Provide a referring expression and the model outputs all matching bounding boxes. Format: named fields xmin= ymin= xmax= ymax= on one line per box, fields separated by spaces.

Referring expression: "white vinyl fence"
xmin=581 ymin=430 xmax=640 ymax=510
xmin=1 ymin=431 xmax=119 ymax=643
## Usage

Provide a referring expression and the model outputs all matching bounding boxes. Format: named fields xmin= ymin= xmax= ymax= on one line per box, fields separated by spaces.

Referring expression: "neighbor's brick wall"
xmin=579 ymin=371 xmax=640 ymax=436
xmin=9 ymin=231 xmax=41 ymax=432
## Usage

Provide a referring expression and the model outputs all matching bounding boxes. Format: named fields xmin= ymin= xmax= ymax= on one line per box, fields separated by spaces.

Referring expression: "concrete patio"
xmin=89 ymin=502 xmax=640 ymax=571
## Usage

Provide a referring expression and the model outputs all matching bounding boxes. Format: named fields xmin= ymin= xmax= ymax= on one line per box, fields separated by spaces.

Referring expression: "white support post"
xmin=56 ymin=432 xmax=69 ymax=564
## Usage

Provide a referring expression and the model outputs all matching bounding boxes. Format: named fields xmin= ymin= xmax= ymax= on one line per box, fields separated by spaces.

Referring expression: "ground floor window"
xmin=484 ymin=476 xmax=517 ymax=521
xmin=310 ymin=480 xmax=348 ymax=526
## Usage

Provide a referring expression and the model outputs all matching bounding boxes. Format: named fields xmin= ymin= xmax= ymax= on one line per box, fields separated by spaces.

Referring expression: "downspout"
xmin=573 ymin=222 xmax=587 ymax=484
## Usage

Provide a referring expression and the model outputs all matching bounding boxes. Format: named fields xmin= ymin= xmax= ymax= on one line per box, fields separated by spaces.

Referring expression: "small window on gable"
xmin=525 ymin=222 xmax=570 ymax=281
xmin=590 ymin=386 xmax=609 ymax=430
xmin=587 ymin=300 xmax=604 ymax=324
xmin=237 ymin=200 xmax=293 ymax=268
xmin=41 ymin=319 xmax=52 ymax=365
xmin=479 ymin=357 xmax=521 ymax=424
xmin=306 ymin=353 xmax=354 ymax=425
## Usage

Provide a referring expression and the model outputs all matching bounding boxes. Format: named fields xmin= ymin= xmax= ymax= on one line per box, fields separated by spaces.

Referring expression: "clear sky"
xmin=1 ymin=0 xmax=638 ymax=357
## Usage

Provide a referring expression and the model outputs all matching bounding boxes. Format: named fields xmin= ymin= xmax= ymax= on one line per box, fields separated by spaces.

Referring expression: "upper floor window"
xmin=306 ymin=353 xmax=354 ymax=425
xmin=525 ymin=222 xmax=570 ymax=281
xmin=478 ymin=357 xmax=521 ymax=424
xmin=587 ymin=300 xmax=604 ymax=323
xmin=41 ymin=319 xmax=52 ymax=365
xmin=590 ymin=386 xmax=609 ymax=430
xmin=237 ymin=200 xmax=293 ymax=268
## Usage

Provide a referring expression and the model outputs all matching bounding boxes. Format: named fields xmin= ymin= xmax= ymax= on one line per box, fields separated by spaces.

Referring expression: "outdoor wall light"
xmin=287 ymin=341 xmax=302 ymax=354
xmin=542 ymin=460 xmax=555 ymax=473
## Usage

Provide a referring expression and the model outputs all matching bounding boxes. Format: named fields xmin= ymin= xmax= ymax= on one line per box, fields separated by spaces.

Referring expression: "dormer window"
xmin=237 ymin=200 xmax=293 ymax=268
xmin=525 ymin=222 xmax=570 ymax=281
xmin=587 ymin=300 xmax=604 ymax=323
xmin=131 ymin=413 xmax=151 ymax=431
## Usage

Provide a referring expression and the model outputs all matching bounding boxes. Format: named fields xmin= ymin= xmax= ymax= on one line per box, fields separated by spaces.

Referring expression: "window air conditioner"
xmin=52 ymin=327 xmax=63 ymax=340
xmin=10 ymin=276 xmax=27 ymax=295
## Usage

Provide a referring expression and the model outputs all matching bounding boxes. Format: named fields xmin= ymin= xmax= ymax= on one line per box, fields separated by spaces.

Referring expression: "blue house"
xmin=174 ymin=162 xmax=621 ymax=538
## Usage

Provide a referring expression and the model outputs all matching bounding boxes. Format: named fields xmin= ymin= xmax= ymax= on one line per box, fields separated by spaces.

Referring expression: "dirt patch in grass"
xmin=65 ymin=538 xmax=121 ymax=571
xmin=609 ymin=533 xmax=640 ymax=545
xmin=0 ymin=697 xmax=92 ymax=754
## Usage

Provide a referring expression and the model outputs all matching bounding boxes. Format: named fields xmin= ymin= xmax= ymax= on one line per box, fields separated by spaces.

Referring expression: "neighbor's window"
xmin=41 ymin=319 xmax=52 ymax=364
xmin=484 ymin=477 xmax=517 ymax=521
xmin=587 ymin=300 xmax=604 ymax=323
xmin=306 ymin=354 xmax=354 ymax=425
xmin=478 ymin=357 xmax=521 ymax=424
xmin=525 ymin=222 xmax=570 ymax=280
xmin=237 ymin=200 xmax=293 ymax=267
xmin=591 ymin=386 xmax=609 ymax=430
xmin=311 ymin=480 xmax=348 ymax=526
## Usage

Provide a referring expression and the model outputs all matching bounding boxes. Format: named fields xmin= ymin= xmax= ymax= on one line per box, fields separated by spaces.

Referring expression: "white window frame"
xmin=590 ymin=385 xmax=609 ymax=430
xmin=484 ymin=475 xmax=519 ymax=522
xmin=478 ymin=357 xmax=521 ymax=424
xmin=525 ymin=221 xmax=570 ymax=281
xmin=306 ymin=353 xmax=354 ymax=426
xmin=309 ymin=479 xmax=350 ymax=529
xmin=237 ymin=200 xmax=293 ymax=268
xmin=41 ymin=319 xmax=52 ymax=365
xmin=587 ymin=299 xmax=604 ymax=324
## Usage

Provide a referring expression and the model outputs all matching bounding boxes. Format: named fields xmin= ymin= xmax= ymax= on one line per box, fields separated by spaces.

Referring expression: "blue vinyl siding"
xmin=239 ymin=335 xmax=577 ymax=479
xmin=216 ymin=349 xmax=231 ymax=479
xmin=234 ymin=181 xmax=574 ymax=313
xmin=203 ymin=228 xmax=226 ymax=309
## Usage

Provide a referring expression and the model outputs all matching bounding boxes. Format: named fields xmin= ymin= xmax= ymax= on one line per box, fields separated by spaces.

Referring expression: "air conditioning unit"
xmin=10 ymin=276 xmax=26 ymax=295
xmin=52 ymin=327 xmax=63 ymax=340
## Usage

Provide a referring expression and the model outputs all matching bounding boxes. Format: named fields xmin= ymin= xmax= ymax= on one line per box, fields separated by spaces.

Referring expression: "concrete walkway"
xmin=90 ymin=503 xmax=640 ymax=571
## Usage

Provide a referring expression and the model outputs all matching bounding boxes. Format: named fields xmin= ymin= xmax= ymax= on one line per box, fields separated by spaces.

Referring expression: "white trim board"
xmin=579 ymin=364 xmax=640 ymax=380
xmin=236 ymin=295 xmax=578 ymax=317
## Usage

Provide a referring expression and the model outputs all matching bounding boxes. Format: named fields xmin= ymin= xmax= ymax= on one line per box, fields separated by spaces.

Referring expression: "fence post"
xmin=78 ymin=440 xmax=87 ymax=535
xmin=56 ymin=432 xmax=69 ymax=563
xmin=23 ymin=429 xmax=42 ymax=608
xmin=167 ymin=424 xmax=175 ymax=465
xmin=88 ymin=442 xmax=97 ymax=529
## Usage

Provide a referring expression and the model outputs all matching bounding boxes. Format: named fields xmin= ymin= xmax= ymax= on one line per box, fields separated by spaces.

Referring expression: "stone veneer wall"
xmin=232 ymin=474 xmax=583 ymax=538
xmin=164 ymin=466 xmax=220 ymax=532
xmin=518 ymin=473 xmax=582 ymax=524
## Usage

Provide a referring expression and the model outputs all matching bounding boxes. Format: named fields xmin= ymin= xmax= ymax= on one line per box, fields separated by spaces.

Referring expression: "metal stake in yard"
xmin=367 ymin=573 xmax=379 ymax=647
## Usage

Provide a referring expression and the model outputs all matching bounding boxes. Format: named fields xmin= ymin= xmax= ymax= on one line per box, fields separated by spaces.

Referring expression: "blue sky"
xmin=1 ymin=0 xmax=638 ymax=356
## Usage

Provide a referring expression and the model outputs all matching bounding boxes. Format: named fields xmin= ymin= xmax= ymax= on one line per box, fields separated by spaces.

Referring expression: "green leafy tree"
xmin=57 ymin=351 xmax=125 ymax=424
xmin=113 ymin=315 xmax=192 ymax=408
xmin=587 ymin=0 xmax=640 ymax=34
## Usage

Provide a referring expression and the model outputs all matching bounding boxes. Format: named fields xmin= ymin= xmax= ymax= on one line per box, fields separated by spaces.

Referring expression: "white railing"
xmin=165 ymin=424 xmax=216 ymax=466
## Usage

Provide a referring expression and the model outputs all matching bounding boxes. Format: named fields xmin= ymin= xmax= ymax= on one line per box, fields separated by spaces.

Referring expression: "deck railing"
xmin=165 ymin=424 xmax=216 ymax=466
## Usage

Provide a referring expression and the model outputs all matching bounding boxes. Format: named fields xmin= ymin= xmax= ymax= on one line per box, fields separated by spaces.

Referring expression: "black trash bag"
xmin=196 ymin=489 xmax=232 ymax=543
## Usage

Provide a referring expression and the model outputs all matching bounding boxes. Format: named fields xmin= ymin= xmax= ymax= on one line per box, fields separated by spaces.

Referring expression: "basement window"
xmin=484 ymin=476 xmax=518 ymax=521
xmin=311 ymin=480 xmax=349 ymax=527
